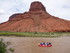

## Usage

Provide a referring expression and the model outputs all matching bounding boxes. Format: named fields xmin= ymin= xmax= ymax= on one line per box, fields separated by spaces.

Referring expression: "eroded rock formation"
xmin=0 ymin=1 xmax=70 ymax=32
xmin=29 ymin=1 xmax=46 ymax=12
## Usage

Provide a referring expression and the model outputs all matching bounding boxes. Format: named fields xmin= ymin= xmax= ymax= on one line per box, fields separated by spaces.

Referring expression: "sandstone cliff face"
xmin=0 ymin=1 xmax=70 ymax=32
xmin=29 ymin=1 xmax=46 ymax=12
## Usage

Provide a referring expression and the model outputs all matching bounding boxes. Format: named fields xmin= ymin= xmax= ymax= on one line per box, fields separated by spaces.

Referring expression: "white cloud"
xmin=45 ymin=0 xmax=70 ymax=20
xmin=0 ymin=10 xmax=5 ymax=14
xmin=0 ymin=0 xmax=70 ymax=23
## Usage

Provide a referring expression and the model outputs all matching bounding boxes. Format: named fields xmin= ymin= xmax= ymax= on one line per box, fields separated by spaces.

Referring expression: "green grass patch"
xmin=0 ymin=31 xmax=70 ymax=37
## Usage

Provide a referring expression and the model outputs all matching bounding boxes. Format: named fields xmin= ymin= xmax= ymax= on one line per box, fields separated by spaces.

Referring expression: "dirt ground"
xmin=0 ymin=36 xmax=70 ymax=53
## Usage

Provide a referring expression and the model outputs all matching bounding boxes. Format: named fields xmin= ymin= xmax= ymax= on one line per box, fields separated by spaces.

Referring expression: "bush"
xmin=0 ymin=38 xmax=14 ymax=53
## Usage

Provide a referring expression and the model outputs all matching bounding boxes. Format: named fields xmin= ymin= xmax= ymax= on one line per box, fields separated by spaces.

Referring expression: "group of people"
xmin=40 ymin=42 xmax=51 ymax=46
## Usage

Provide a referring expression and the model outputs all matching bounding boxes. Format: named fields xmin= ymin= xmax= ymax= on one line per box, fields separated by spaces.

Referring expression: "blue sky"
xmin=0 ymin=0 xmax=70 ymax=23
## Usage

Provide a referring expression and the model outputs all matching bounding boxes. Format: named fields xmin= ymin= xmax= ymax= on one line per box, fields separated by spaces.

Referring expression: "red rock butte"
xmin=0 ymin=1 xmax=70 ymax=32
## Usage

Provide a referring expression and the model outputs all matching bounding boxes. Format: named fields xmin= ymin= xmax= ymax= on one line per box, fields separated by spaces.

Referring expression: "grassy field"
xmin=0 ymin=31 xmax=70 ymax=37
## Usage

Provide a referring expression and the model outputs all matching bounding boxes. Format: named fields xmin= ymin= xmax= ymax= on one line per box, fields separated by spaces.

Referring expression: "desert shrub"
xmin=34 ymin=32 xmax=38 ymax=34
xmin=0 ymin=38 xmax=14 ymax=53
xmin=0 ymin=38 xmax=6 ymax=53
xmin=9 ymin=48 xmax=14 ymax=53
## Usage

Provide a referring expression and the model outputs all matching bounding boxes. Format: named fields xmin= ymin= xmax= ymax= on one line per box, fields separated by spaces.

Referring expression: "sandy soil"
xmin=0 ymin=36 xmax=70 ymax=53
